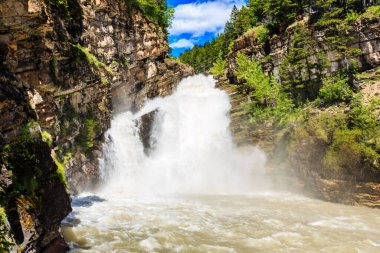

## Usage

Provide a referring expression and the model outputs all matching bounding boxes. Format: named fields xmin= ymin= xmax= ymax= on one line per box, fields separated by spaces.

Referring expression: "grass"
xmin=356 ymin=66 xmax=380 ymax=83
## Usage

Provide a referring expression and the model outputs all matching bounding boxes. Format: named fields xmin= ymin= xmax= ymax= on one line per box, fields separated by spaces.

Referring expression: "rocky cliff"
xmin=0 ymin=0 xmax=192 ymax=252
xmin=220 ymin=17 xmax=380 ymax=208
xmin=227 ymin=17 xmax=380 ymax=87
xmin=0 ymin=67 xmax=71 ymax=252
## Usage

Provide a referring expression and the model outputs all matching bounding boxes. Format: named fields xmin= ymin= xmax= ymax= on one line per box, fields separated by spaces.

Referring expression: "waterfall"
xmin=65 ymin=75 xmax=380 ymax=253
xmin=99 ymin=75 xmax=267 ymax=196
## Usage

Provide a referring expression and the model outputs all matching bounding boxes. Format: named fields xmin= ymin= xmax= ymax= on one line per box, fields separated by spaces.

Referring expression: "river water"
xmin=64 ymin=75 xmax=380 ymax=252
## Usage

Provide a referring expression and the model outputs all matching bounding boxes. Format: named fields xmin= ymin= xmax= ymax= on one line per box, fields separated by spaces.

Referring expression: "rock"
xmin=226 ymin=18 xmax=380 ymax=87
xmin=0 ymin=67 xmax=71 ymax=252
xmin=137 ymin=110 xmax=157 ymax=155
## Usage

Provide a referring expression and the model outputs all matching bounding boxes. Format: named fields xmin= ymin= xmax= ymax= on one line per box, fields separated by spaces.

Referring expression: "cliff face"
xmin=227 ymin=18 xmax=380 ymax=85
xmin=225 ymin=17 xmax=380 ymax=143
xmin=0 ymin=68 xmax=71 ymax=252
xmin=222 ymin=17 xmax=380 ymax=208
xmin=0 ymin=0 xmax=192 ymax=251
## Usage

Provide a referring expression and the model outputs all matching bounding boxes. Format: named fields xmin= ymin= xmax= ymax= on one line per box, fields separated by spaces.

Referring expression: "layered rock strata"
xmin=0 ymin=0 xmax=192 ymax=251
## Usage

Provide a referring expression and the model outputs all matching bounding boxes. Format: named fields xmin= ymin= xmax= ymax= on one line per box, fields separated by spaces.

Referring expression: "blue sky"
xmin=168 ymin=0 xmax=245 ymax=57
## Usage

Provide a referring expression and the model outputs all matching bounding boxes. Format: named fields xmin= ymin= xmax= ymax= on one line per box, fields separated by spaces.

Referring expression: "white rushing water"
xmin=64 ymin=75 xmax=380 ymax=252
xmin=99 ymin=75 xmax=267 ymax=196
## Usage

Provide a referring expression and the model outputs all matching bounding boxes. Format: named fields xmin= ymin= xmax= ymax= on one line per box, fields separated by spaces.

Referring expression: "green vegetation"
xmin=318 ymin=75 xmax=353 ymax=105
xmin=348 ymin=96 xmax=380 ymax=134
xmin=77 ymin=119 xmax=98 ymax=152
xmin=356 ymin=66 xmax=380 ymax=82
xmin=360 ymin=5 xmax=380 ymax=20
xmin=73 ymin=44 xmax=113 ymax=75
xmin=0 ymin=122 xmax=41 ymax=194
xmin=126 ymin=0 xmax=174 ymax=33
xmin=0 ymin=207 xmax=13 ymax=252
xmin=289 ymin=95 xmax=380 ymax=179
xmin=42 ymin=131 xmax=53 ymax=147
xmin=179 ymin=1 xmax=379 ymax=74
xmin=279 ymin=25 xmax=329 ymax=101
xmin=236 ymin=53 xmax=295 ymax=126
xmin=209 ymin=55 xmax=227 ymax=76
xmin=52 ymin=153 xmax=69 ymax=189
xmin=250 ymin=25 xmax=269 ymax=44
xmin=0 ymin=208 xmax=5 ymax=224
xmin=0 ymin=120 xmax=71 ymax=205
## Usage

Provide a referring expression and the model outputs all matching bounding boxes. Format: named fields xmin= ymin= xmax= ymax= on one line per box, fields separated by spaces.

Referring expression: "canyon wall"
xmin=0 ymin=0 xmax=192 ymax=251
xmin=221 ymin=17 xmax=380 ymax=208
xmin=227 ymin=17 xmax=380 ymax=86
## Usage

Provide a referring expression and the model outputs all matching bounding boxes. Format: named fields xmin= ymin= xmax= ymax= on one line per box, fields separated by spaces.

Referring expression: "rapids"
xmin=64 ymin=75 xmax=380 ymax=252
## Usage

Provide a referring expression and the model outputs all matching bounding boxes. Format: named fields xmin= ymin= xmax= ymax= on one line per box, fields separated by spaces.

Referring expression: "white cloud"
xmin=171 ymin=39 xmax=195 ymax=49
xmin=169 ymin=0 xmax=244 ymax=37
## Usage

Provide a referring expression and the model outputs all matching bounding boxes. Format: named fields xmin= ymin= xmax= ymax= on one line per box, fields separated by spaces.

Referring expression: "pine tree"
xmin=265 ymin=0 xmax=298 ymax=32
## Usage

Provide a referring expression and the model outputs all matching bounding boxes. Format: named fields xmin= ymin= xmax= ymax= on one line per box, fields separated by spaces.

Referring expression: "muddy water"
xmin=63 ymin=193 xmax=380 ymax=253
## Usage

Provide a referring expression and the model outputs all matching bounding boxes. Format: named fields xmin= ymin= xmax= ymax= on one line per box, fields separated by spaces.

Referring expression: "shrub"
xmin=318 ymin=76 xmax=353 ymax=104
xmin=324 ymin=128 xmax=380 ymax=177
xmin=348 ymin=96 xmax=380 ymax=135
xmin=304 ymin=111 xmax=347 ymax=143
xmin=252 ymin=25 xmax=270 ymax=43
xmin=0 ymin=122 xmax=43 ymax=194
xmin=127 ymin=0 xmax=174 ymax=31
xmin=209 ymin=57 xmax=226 ymax=76
xmin=236 ymin=53 xmax=294 ymax=126
xmin=345 ymin=10 xmax=360 ymax=22
xmin=360 ymin=6 xmax=380 ymax=21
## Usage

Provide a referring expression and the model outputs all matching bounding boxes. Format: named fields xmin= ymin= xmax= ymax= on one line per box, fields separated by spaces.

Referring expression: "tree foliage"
xmin=236 ymin=53 xmax=295 ymax=125
xmin=318 ymin=75 xmax=353 ymax=104
xmin=126 ymin=0 xmax=174 ymax=33
xmin=178 ymin=0 xmax=379 ymax=74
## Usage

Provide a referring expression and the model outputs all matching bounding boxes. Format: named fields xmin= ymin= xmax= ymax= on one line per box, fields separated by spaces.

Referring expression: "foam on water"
xmin=64 ymin=194 xmax=380 ymax=253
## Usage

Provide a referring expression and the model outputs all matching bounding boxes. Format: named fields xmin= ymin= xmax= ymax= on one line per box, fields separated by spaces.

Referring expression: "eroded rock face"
xmin=0 ymin=67 xmax=71 ymax=253
xmin=227 ymin=18 xmax=380 ymax=85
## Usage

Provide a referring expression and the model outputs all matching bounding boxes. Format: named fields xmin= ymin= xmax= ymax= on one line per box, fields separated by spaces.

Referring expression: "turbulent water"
xmin=99 ymin=75 xmax=267 ymax=195
xmin=64 ymin=75 xmax=380 ymax=252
